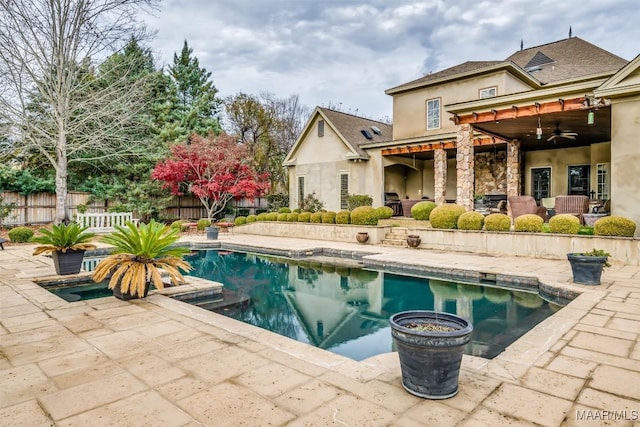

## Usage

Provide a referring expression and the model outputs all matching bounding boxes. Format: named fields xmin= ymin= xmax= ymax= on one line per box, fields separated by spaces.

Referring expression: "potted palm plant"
xmin=567 ymin=248 xmax=610 ymax=285
xmin=92 ymin=220 xmax=192 ymax=300
xmin=32 ymin=223 xmax=97 ymax=275
xmin=390 ymin=310 xmax=473 ymax=399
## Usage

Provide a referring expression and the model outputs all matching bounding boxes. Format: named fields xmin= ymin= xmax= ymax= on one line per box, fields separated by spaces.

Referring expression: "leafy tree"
xmin=0 ymin=164 xmax=55 ymax=195
xmin=159 ymin=41 xmax=222 ymax=143
xmin=0 ymin=0 xmax=158 ymax=223
xmin=151 ymin=133 xmax=269 ymax=220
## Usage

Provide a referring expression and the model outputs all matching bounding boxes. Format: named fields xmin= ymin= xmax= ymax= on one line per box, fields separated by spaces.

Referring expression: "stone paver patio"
xmin=1 ymin=233 xmax=638 ymax=426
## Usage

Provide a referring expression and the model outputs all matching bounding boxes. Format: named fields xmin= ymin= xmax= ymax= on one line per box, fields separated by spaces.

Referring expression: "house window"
xmin=568 ymin=165 xmax=590 ymax=196
xmin=339 ymin=172 xmax=349 ymax=210
xmin=479 ymin=86 xmax=497 ymax=99
xmin=297 ymin=176 xmax=305 ymax=208
xmin=318 ymin=120 xmax=324 ymax=137
xmin=596 ymin=163 xmax=610 ymax=200
xmin=426 ymin=98 xmax=440 ymax=130
xmin=531 ymin=167 xmax=551 ymax=203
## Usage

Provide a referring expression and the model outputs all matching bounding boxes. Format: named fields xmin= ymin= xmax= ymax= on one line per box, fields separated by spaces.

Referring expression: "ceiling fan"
xmin=547 ymin=124 xmax=578 ymax=141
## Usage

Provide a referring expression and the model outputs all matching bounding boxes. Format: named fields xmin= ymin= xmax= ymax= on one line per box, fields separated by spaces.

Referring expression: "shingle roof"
xmin=318 ymin=108 xmax=392 ymax=157
xmin=387 ymin=61 xmax=502 ymax=93
xmin=505 ymin=37 xmax=628 ymax=84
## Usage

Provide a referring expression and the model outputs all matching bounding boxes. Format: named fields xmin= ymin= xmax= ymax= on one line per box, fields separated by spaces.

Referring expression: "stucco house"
xmin=284 ymin=37 xmax=640 ymax=235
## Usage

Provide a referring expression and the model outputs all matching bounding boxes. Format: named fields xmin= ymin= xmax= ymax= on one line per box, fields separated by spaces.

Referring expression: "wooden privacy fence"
xmin=1 ymin=191 xmax=269 ymax=226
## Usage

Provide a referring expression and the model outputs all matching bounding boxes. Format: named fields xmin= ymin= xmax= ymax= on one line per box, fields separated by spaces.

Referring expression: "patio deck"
xmin=1 ymin=233 xmax=638 ymax=426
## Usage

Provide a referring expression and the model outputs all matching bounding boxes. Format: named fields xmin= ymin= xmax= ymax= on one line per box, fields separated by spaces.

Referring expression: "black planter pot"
xmin=390 ymin=310 xmax=473 ymax=399
xmin=406 ymin=235 xmax=421 ymax=248
xmin=51 ymin=250 xmax=85 ymax=275
xmin=567 ymin=253 xmax=608 ymax=285
xmin=356 ymin=232 xmax=369 ymax=244
xmin=112 ymin=280 xmax=151 ymax=301
xmin=205 ymin=226 xmax=219 ymax=240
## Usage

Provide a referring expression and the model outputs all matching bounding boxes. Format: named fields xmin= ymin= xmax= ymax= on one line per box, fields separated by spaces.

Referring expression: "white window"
xmin=596 ymin=163 xmax=610 ymax=200
xmin=479 ymin=86 xmax=497 ymax=99
xmin=339 ymin=172 xmax=349 ymax=210
xmin=426 ymin=98 xmax=440 ymax=130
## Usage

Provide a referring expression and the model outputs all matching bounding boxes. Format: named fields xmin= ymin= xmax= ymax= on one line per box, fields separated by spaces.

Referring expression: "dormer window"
xmin=318 ymin=120 xmax=324 ymax=137
xmin=479 ymin=86 xmax=497 ymax=99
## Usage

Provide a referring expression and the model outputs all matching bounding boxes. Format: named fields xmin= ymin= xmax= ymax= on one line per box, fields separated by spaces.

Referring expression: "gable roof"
xmin=386 ymin=61 xmax=502 ymax=93
xmin=595 ymin=53 xmax=640 ymax=98
xmin=283 ymin=107 xmax=392 ymax=165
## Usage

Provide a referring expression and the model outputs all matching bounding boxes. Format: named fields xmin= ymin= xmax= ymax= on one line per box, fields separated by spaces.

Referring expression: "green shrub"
xmin=278 ymin=207 xmax=291 ymax=214
xmin=457 ymin=211 xmax=484 ymax=230
xmin=246 ymin=215 xmax=257 ymax=223
xmin=287 ymin=213 xmax=299 ymax=222
xmin=351 ymin=206 xmax=378 ymax=225
xmin=594 ymin=216 xmax=637 ymax=237
xmin=234 ymin=216 xmax=247 ymax=226
xmin=277 ymin=213 xmax=288 ymax=221
xmin=170 ymin=220 xmax=185 ymax=230
xmin=336 ymin=210 xmax=351 ymax=224
xmin=549 ymin=214 xmax=580 ymax=234
xmin=256 ymin=212 xmax=268 ymax=221
xmin=411 ymin=201 xmax=437 ymax=220
xmin=196 ymin=219 xmax=211 ymax=230
xmin=298 ymin=212 xmax=311 ymax=222
xmin=266 ymin=212 xmax=278 ymax=221
xmin=429 ymin=204 xmax=466 ymax=229
xmin=321 ymin=211 xmax=337 ymax=224
xmin=514 ymin=214 xmax=544 ymax=232
xmin=180 ymin=224 xmax=190 ymax=232
xmin=292 ymin=208 xmax=302 ymax=213
xmin=347 ymin=194 xmax=373 ymax=210
xmin=8 ymin=226 xmax=34 ymax=243
xmin=310 ymin=212 xmax=323 ymax=223
xmin=484 ymin=213 xmax=511 ymax=231
xmin=300 ymin=192 xmax=324 ymax=212
xmin=578 ymin=226 xmax=594 ymax=235
xmin=375 ymin=206 xmax=394 ymax=220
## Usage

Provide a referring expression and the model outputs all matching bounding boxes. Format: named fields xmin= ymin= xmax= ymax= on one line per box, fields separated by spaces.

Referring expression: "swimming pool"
xmin=184 ymin=250 xmax=561 ymax=361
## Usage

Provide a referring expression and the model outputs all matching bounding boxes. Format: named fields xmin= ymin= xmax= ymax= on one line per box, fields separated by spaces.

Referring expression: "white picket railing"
xmin=76 ymin=212 xmax=138 ymax=233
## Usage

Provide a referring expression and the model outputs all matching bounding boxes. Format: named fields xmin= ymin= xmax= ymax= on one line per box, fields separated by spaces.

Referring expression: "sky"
xmin=140 ymin=0 xmax=640 ymax=122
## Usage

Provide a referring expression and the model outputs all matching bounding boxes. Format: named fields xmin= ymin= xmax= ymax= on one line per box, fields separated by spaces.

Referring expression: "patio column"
xmin=433 ymin=148 xmax=447 ymax=204
xmin=507 ymin=139 xmax=521 ymax=196
xmin=456 ymin=124 xmax=474 ymax=210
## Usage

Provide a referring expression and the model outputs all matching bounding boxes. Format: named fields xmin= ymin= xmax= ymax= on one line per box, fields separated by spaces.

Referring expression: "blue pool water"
xmin=185 ymin=250 xmax=560 ymax=361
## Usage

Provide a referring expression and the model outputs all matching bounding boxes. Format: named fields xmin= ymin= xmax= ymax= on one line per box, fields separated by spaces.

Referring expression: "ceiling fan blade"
xmin=563 ymin=132 xmax=578 ymax=136
xmin=547 ymin=135 xmax=556 ymax=142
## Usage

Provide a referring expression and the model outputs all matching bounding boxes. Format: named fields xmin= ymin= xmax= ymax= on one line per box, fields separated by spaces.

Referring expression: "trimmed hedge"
xmin=549 ymin=214 xmax=580 ymax=234
xmin=256 ymin=212 xmax=268 ymax=221
xmin=351 ymin=206 xmax=378 ymax=225
xmin=246 ymin=215 xmax=257 ymax=223
xmin=321 ymin=211 xmax=337 ymax=224
xmin=298 ymin=212 xmax=311 ymax=222
xmin=278 ymin=207 xmax=291 ymax=213
xmin=514 ymin=214 xmax=544 ymax=233
xmin=8 ymin=226 xmax=34 ymax=243
xmin=375 ymin=206 xmax=394 ymax=220
xmin=265 ymin=212 xmax=278 ymax=221
xmin=276 ymin=213 xmax=288 ymax=222
xmin=286 ymin=213 xmax=299 ymax=222
xmin=170 ymin=220 xmax=185 ymax=230
xmin=310 ymin=212 xmax=323 ymax=223
xmin=196 ymin=219 xmax=211 ymax=230
xmin=336 ymin=210 xmax=351 ymax=224
xmin=411 ymin=201 xmax=437 ymax=220
xmin=429 ymin=204 xmax=466 ymax=229
xmin=484 ymin=213 xmax=511 ymax=231
xmin=457 ymin=211 xmax=484 ymax=230
xmin=234 ymin=216 xmax=247 ymax=226
xmin=594 ymin=216 xmax=636 ymax=237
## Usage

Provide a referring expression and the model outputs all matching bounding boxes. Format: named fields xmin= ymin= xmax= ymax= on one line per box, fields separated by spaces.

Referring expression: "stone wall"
xmin=474 ymin=151 xmax=507 ymax=196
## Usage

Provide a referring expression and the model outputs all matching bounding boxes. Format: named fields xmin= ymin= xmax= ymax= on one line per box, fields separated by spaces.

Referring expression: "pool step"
xmin=381 ymin=227 xmax=409 ymax=247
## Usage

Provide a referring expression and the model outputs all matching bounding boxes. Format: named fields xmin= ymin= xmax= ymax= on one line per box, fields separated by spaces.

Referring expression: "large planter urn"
xmin=112 ymin=280 xmax=151 ymax=301
xmin=406 ymin=234 xmax=421 ymax=248
xmin=205 ymin=226 xmax=219 ymax=240
xmin=567 ymin=253 xmax=608 ymax=285
xmin=390 ymin=310 xmax=473 ymax=399
xmin=356 ymin=232 xmax=369 ymax=244
xmin=51 ymin=250 xmax=86 ymax=275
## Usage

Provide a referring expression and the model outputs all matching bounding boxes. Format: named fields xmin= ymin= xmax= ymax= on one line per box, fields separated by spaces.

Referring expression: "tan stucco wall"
xmin=382 ymin=156 xmax=457 ymax=201
xmin=392 ymin=71 xmax=532 ymax=140
xmin=524 ymin=146 xmax=592 ymax=197
xmin=610 ymin=94 xmax=640 ymax=236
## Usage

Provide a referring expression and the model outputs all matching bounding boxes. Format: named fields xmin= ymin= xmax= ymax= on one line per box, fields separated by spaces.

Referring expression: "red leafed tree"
xmin=151 ymin=133 xmax=269 ymax=220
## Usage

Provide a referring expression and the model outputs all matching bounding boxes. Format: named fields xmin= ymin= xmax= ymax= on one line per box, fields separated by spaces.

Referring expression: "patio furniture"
xmin=401 ymin=199 xmax=422 ymax=217
xmin=507 ymin=196 xmax=547 ymax=221
xmin=554 ymin=195 xmax=589 ymax=223
xmin=0 ymin=237 xmax=7 ymax=250
xmin=489 ymin=200 xmax=507 ymax=215
xmin=384 ymin=192 xmax=403 ymax=216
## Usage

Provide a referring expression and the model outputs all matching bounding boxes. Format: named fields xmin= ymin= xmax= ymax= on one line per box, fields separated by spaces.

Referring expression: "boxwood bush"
xmin=594 ymin=216 xmax=636 ymax=237
xmin=8 ymin=226 xmax=34 ymax=243
xmin=457 ymin=211 xmax=484 ymax=230
xmin=196 ymin=219 xmax=211 ymax=230
xmin=411 ymin=201 xmax=437 ymax=220
xmin=298 ymin=212 xmax=311 ymax=222
xmin=170 ymin=219 xmax=185 ymax=230
xmin=246 ymin=215 xmax=257 ymax=223
xmin=276 ymin=213 xmax=288 ymax=221
xmin=375 ymin=206 xmax=394 ymax=220
xmin=278 ymin=207 xmax=291 ymax=213
xmin=336 ymin=210 xmax=351 ymax=224
xmin=310 ymin=212 xmax=323 ymax=223
xmin=286 ymin=213 xmax=299 ymax=222
xmin=514 ymin=214 xmax=544 ymax=232
xmin=265 ymin=212 xmax=278 ymax=221
xmin=351 ymin=206 xmax=378 ymax=225
xmin=234 ymin=216 xmax=247 ymax=226
xmin=321 ymin=211 xmax=337 ymax=224
xmin=256 ymin=212 xmax=268 ymax=221
xmin=484 ymin=213 xmax=511 ymax=231
xmin=429 ymin=204 xmax=466 ymax=229
xmin=549 ymin=214 xmax=580 ymax=234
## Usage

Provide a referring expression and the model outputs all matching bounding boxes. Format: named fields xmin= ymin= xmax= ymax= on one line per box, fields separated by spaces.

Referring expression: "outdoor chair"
xmin=507 ymin=196 xmax=547 ymax=221
xmin=0 ymin=237 xmax=6 ymax=250
xmin=554 ymin=195 xmax=590 ymax=224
